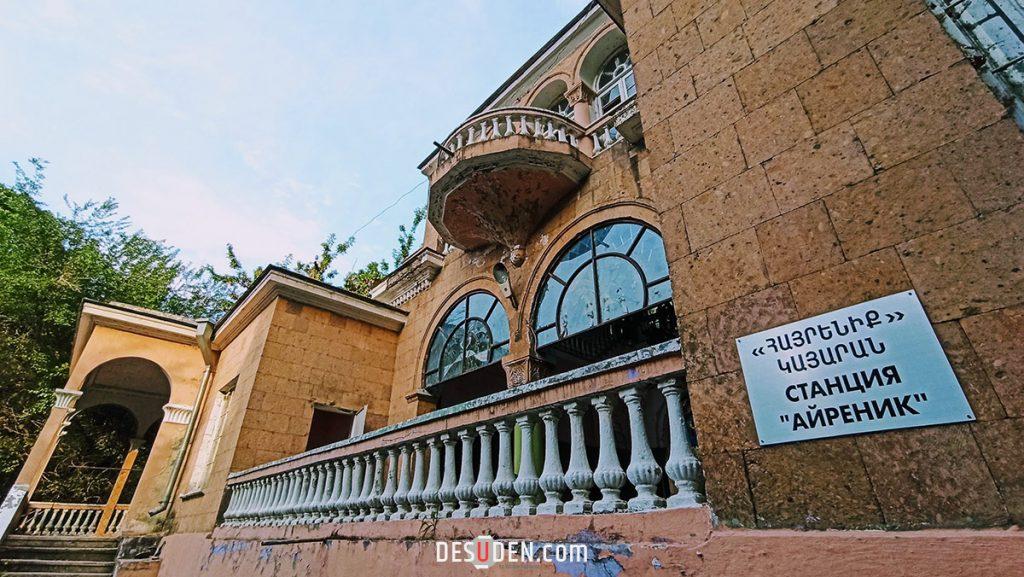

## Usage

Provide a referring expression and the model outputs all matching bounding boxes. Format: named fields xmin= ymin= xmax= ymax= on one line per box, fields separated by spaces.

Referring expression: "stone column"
xmin=619 ymin=386 xmax=665 ymax=511
xmin=562 ymin=401 xmax=593 ymax=514
xmin=658 ymin=380 xmax=703 ymax=508
xmin=437 ymin=433 xmax=458 ymax=517
xmin=489 ymin=420 xmax=516 ymax=517
xmin=390 ymin=445 xmax=411 ymax=520
xmin=345 ymin=457 xmax=364 ymax=523
xmin=405 ymin=442 xmax=426 ymax=520
xmin=591 ymin=395 xmax=626 ymax=513
xmin=471 ymin=425 xmax=495 ymax=518
xmin=512 ymin=414 xmax=541 ymax=516
xmin=421 ymin=437 xmax=442 ymax=518
xmin=537 ymin=409 xmax=566 ymax=515
xmin=453 ymin=429 xmax=477 ymax=518
xmin=379 ymin=448 xmax=399 ymax=521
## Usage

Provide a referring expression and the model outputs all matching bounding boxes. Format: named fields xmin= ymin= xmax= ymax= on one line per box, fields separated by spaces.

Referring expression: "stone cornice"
xmin=369 ymin=248 xmax=445 ymax=307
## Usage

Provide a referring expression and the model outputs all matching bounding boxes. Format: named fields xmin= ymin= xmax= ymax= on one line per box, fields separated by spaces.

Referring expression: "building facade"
xmin=2 ymin=1 xmax=1023 ymax=575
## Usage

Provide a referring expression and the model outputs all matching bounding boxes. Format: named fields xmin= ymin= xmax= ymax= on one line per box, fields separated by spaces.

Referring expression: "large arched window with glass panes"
xmin=424 ymin=292 xmax=510 ymax=407
xmin=533 ymin=221 xmax=678 ymax=372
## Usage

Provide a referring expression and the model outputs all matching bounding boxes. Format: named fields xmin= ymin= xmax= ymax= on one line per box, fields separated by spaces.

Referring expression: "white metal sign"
xmin=736 ymin=291 xmax=974 ymax=445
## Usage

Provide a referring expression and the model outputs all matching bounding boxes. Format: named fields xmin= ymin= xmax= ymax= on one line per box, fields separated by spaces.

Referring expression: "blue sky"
xmin=0 ymin=0 xmax=588 ymax=275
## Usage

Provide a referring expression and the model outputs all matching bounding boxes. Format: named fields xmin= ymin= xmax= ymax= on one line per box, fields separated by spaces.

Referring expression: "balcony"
xmin=421 ymin=99 xmax=642 ymax=263
xmin=422 ymin=108 xmax=592 ymax=262
xmin=217 ymin=339 xmax=704 ymax=530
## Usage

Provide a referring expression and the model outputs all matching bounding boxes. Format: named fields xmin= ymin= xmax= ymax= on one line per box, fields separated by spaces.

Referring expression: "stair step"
xmin=0 ymin=574 xmax=112 ymax=577
xmin=0 ymin=559 xmax=115 ymax=575
xmin=0 ymin=547 xmax=117 ymax=562
xmin=2 ymin=536 xmax=118 ymax=549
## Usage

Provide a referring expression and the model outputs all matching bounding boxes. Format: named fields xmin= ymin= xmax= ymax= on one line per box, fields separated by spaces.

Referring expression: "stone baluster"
xmin=357 ymin=454 xmax=375 ymax=521
xmin=421 ymin=437 xmax=442 ymax=518
xmin=222 ymin=484 xmax=241 ymax=523
xmin=245 ymin=480 xmax=264 ymax=524
xmin=257 ymin=477 xmax=275 ymax=524
xmin=471 ymin=424 xmax=495 ymax=517
xmin=489 ymin=419 xmax=516 ymax=517
xmin=658 ymin=380 xmax=703 ymax=508
xmin=368 ymin=451 xmax=386 ymax=519
xmin=270 ymin=475 xmax=290 ymax=525
xmin=453 ymin=429 xmax=477 ymax=518
xmin=492 ymin=117 xmax=501 ymax=138
xmin=379 ymin=448 xmax=399 ymax=521
xmin=591 ymin=395 xmax=627 ymax=513
xmin=280 ymin=470 xmax=302 ymax=524
xmin=467 ymin=126 xmax=476 ymax=145
xmin=292 ymin=467 xmax=314 ymax=524
xmin=345 ymin=456 xmax=365 ymax=523
xmin=239 ymin=481 xmax=257 ymax=524
xmin=512 ymin=414 xmax=541 ymax=516
xmin=518 ymin=115 xmax=529 ymax=135
xmin=562 ymin=401 xmax=594 ymax=514
xmin=405 ymin=442 xmax=426 ymax=519
xmin=534 ymin=118 xmax=544 ymax=138
xmin=438 ymin=433 xmax=459 ymax=517
xmin=456 ymin=133 xmax=463 ymax=149
xmin=593 ymin=132 xmax=603 ymax=153
xmin=305 ymin=463 xmax=329 ymax=522
xmin=314 ymin=462 xmax=336 ymax=521
xmin=332 ymin=458 xmax=353 ymax=522
xmin=603 ymin=126 xmax=613 ymax=146
xmin=390 ymin=445 xmax=411 ymax=520
xmin=620 ymin=386 xmax=665 ymax=511
xmin=260 ymin=476 xmax=279 ymax=525
xmin=231 ymin=481 xmax=249 ymax=524
xmin=321 ymin=461 xmax=342 ymax=521
xmin=538 ymin=409 xmax=567 ymax=515
xmin=504 ymin=115 xmax=514 ymax=136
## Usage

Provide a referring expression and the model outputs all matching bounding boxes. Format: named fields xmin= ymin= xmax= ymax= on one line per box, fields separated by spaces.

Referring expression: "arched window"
xmin=533 ymin=221 xmax=677 ymax=371
xmin=424 ymin=292 xmax=510 ymax=391
xmin=593 ymin=48 xmax=636 ymax=117
xmin=550 ymin=97 xmax=574 ymax=119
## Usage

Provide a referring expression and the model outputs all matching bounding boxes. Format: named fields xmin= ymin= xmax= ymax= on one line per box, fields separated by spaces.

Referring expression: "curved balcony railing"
xmin=435 ymin=107 xmax=587 ymax=170
xmin=218 ymin=340 xmax=704 ymax=528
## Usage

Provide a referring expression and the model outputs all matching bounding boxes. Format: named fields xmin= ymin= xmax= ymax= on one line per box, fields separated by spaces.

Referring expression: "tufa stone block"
xmin=931 ymin=321 xmax=1007 ymax=422
xmin=683 ymin=167 xmax=780 ymax=249
xmin=856 ymin=425 xmax=1007 ymax=528
xmin=764 ymin=122 xmax=874 ymax=213
xmin=696 ymin=0 xmax=747 ymax=46
xmin=826 ymin=151 xmax=975 ymax=258
xmin=734 ymin=31 xmax=822 ymax=111
xmin=700 ymin=451 xmax=756 ymax=526
xmin=670 ymin=78 xmax=745 ymax=152
xmin=938 ymin=119 xmax=1024 ymax=214
xmin=672 ymin=228 xmax=770 ymax=312
xmin=688 ymin=371 xmax=760 ymax=452
xmin=691 ymin=27 xmax=755 ymax=95
xmin=796 ymin=48 xmax=892 ymax=133
xmin=898 ymin=204 xmax=1024 ymax=322
xmin=743 ymin=0 xmax=839 ymax=56
xmin=756 ymin=201 xmax=845 ymax=283
xmin=806 ymin=0 xmax=924 ymax=66
xmin=788 ymin=248 xmax=912 ymax=316
xmin=971 ymin=418 xmax=1024 ymax=524
xmin=707 ymin=284 xmax=800 ymax=373
xmin=867 ymin=10 xmax=964 ymax=93
xmin=960 ymin=306 xmax=1024 ymax=417
xmin=735 ymin=90 xmax=814 ymax=164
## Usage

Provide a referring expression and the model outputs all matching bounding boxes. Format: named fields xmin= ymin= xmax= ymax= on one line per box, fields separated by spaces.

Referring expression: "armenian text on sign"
xmin=736 ymin=291 xmax=974 ymax=446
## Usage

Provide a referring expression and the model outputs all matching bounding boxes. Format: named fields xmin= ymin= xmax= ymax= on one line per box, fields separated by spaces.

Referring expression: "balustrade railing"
xmin=436 ymin=107 xmax=586 ymax=168
xmin=14 ymin=502 xmax=129 ymax=536
xmin=220 ymin=379 xmax=702 ymax=527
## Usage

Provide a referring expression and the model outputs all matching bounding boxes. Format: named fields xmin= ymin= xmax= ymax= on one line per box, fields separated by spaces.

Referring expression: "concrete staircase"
xmin=0 ymin=535 xmax=117 ymax=577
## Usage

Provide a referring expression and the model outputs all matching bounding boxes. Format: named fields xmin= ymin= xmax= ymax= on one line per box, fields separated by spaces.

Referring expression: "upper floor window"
xmin=424 ymin=292 xmax=510 ymax=403
xmin=550 ymin=97 xmax=574 ymax=119
xmin=533 ymin=221 xmax=677 ymax=372
xmin=593 ymin=49 xmax=636 ymax=117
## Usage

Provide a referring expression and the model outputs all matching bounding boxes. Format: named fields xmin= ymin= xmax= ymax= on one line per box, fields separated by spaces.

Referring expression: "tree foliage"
xmin=0 ymin=160 xmax=222 ymax=493
xmin=342 ymin=205 xmax=426 ymax=296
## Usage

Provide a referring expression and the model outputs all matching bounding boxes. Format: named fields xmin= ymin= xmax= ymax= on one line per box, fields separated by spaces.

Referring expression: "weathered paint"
xmin=155 ymin=508 xmax=1024 ymax=577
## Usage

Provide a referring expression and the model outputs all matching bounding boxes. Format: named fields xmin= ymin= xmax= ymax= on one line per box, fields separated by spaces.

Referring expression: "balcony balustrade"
xmin=218 ymin=340 xmax=703 ymax=528
xmin=14 ymin=502 xmax=129 ymax=536
xmin=422 ymin=98 xmax=640 ymax=264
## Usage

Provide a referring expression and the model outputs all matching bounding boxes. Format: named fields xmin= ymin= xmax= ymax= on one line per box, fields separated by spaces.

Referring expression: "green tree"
xmin=0 ymin=160 xmax=222 ymax=494
xmin=342 ymin=206 xmax=426 ymax=296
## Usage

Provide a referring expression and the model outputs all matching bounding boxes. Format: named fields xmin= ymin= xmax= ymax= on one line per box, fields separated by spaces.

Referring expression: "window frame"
xmin=532 ymin=220 xmax=672 ymax=348
xmin=423 ymin=291 xmax=510 ymax=387
xmin=592 ymin=48 xmax=636 ymax=118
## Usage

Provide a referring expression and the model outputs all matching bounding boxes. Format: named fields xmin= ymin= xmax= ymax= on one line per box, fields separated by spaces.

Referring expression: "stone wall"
xmin=622 ymin=0 xmax=1023 ymax=528
xmin=172 ymin=297 xmax=400 ymax=533
xmin=155 ymin=511 xmax=1024 ymax=577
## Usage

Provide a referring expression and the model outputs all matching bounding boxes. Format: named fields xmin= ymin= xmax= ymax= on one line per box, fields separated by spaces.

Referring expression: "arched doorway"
xmin=27 ymin=357 xmax=170 ymax=536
